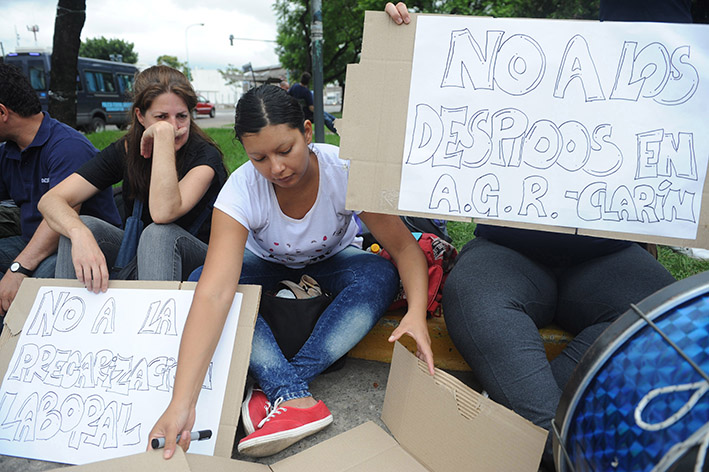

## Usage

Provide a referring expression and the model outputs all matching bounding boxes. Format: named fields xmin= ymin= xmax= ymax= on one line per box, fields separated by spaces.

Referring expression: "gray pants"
xmin=442 ymin=237 xmax=676 ymax=468
xmin=55 ymin=215 xmax=208 ymax=281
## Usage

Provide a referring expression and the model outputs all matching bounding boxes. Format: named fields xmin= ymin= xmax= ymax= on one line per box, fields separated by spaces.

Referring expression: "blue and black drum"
xmin=554 ymin=271 xmax=709 ymax=472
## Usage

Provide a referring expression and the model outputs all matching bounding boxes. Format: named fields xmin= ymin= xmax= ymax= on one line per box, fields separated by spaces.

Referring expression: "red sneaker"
xmin=237 ymin=399 xmax=333 ymax=457
xmin=241 ymin=385 xmax=270 ymax=435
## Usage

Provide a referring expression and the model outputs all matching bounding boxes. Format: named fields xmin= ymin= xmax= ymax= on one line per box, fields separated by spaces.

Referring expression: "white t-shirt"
xmin=215 ymin=143 xmax=362 ymax=268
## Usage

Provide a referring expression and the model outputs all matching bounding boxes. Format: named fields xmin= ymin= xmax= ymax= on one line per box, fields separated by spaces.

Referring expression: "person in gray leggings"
xmin=443 ymin=226 xmax=676 ymax=470
xmin=385 ymin=0 xmax=691 ymax=468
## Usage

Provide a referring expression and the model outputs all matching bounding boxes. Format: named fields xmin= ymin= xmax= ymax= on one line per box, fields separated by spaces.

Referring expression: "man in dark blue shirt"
xmin=288 ymin=72 xmax=315 ymax=123
xmin=0 ymin=63 xmax=121 ymax=316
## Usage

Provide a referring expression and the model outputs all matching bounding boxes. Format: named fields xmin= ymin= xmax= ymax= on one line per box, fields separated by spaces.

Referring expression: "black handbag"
xmin=259 ymin=275 xmax=333 ymax=360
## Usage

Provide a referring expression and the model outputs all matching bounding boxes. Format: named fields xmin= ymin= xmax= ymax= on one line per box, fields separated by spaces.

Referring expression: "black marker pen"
xmin=151 ymin=429 xmax=212 ymax=449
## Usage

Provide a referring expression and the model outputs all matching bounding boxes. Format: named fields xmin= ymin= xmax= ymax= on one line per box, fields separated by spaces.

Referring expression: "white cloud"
xmin=0 ymin=0 xmax=279 ymax=69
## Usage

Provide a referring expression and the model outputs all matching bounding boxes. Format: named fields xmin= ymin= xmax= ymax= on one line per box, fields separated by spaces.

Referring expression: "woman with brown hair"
xmin=39 ymin=65 xmax=227 ymax=290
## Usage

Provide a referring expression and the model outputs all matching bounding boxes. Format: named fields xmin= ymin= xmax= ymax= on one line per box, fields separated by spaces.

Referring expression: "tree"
xmin=218 ymin=64 xmax=247 ymax=98
xmin=274 ymin=0 xmax=706 ymax=103
xmin=273 ymin=0 xmax=598 ymax=98
xmin=218 ymin=65 xmax=245 ymax=87
xmin=423 ymin=0 xmax=598 ymax=19
xmin=48 ymin=0 xmax=86 ymax=127
xmin=79 ymin=37 xmax=138 ymax=63
xmin=275 ymin=0 xmax=384 ymax=88
xmin=157 ymin=55 xmax=189 ymax=76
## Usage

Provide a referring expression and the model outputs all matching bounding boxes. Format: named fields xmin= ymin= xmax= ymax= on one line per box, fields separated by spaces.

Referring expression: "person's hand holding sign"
xmin=385 ymin=2 xmax=411 ymax=24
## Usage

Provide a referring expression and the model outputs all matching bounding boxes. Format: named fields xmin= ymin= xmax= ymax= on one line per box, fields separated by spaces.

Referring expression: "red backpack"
xmin=378 ymin=233 xmax=458 ymax=317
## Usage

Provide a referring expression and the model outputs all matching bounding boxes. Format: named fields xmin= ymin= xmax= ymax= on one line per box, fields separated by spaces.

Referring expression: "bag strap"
xmin=112 ymin=199 xmax=144 ymax=271
xmin=131 ymin=199 xmax=143 ymax=219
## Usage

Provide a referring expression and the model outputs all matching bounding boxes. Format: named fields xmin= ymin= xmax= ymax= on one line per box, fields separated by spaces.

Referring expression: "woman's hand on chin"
xmin=140 ymin=121 xmax=188 ymax=158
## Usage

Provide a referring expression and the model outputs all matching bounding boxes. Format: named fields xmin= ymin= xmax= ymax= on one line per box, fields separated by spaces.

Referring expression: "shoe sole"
xmin=241 ymin=391 xmax=263 ymax=436
xmin=241 ymin=399 xmax=256 ymax=436
xmin=237 ymin=415 xmax=333 ymax=457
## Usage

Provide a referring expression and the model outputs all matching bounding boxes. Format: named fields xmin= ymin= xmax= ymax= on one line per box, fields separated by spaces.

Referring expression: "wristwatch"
xmin=9 ymin=261 xmax=33 ymax=276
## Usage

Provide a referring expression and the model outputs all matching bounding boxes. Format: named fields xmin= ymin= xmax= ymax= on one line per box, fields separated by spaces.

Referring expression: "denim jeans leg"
xmin=250 ymin=315 xmax=311 ymax=402
xmin=55 ymin=216 xmax=124 ymax=279
xmin=242 ymin=247 xmax=398 ymax=402
xmin=289 ymin=247 xmax=398 ymax=387
xmin=136 ymin=223 xmax=208 ymax=281
xmin=239 ymin=249 xmax=305 ymax=402
xmin=0 ymin=236 xmax=27 ymax=272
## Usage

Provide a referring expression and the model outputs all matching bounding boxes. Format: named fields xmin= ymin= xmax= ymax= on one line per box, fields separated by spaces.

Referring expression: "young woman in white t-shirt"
xmin=149 ymin=84 xmax=434 ymax=459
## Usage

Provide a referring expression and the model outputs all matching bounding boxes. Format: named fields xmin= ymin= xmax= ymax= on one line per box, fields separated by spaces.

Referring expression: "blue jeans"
xmin=323 ymin=112 xmax=337 ymax=134
xmin=0 ymin=236 xmax=57 ymax=277
xmin=56 ymin=215 xmax=207 ymax=281
xmin=190 ymin=246 xmax=398 ymax=402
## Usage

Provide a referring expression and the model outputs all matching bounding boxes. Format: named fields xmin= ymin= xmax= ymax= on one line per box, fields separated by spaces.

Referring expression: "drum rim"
xmin=553 ymin=270 xmax=709 ymax=472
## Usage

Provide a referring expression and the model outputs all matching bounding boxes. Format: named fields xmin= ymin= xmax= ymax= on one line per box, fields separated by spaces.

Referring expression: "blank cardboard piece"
xmin=270 ymin=421 xmax=426 ymax=472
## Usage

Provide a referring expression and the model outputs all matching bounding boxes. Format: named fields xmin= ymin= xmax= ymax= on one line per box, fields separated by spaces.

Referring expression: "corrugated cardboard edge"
xmin=213 ymin=282 xmax=260 ymax=457
xmin=382 ymin=342 xmax=547 ymax=472
xmin=52 ymin=447 xmax=272 ymax=472
xmin=341 ymin=11 xmax=709 ymax=247
xmin=0 ymin=278 xmax=261 ymax=462
xmin=50 ymin=447 xmax=192 ymax=472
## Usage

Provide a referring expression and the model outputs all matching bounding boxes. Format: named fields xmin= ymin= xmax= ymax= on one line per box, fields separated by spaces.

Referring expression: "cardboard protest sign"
xmin=0 ymin=280 xmax=257 ymax=466
xmin=342 ymin=12 xmax=709 ymax=247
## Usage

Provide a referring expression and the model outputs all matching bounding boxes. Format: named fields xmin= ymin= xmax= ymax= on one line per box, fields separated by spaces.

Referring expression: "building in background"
xmin=191 ymin=68 xmax=240 ymax=106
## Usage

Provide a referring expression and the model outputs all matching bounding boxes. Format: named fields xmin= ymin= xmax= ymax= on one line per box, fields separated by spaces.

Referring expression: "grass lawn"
xmin=86 ymin=127 xmax=340 ymax=174
xmin=85 ymin=127 xmax=709 ymax=282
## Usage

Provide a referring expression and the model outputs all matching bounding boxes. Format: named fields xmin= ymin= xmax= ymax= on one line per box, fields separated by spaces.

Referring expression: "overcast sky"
xmin=0 ymin=0 xmax=280 ymax=70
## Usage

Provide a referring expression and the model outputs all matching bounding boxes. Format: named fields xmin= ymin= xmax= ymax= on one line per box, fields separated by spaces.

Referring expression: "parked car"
xmin=4 ymin=51 xmax=138 ymax=132
xmin=193 ymin=95 xmax=216 ymax=118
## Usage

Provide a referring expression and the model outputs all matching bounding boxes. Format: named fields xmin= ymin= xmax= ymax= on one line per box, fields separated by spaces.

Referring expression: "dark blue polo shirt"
xmin=600 ymin=0 xmax=693 ymax=23
xmin=287 ymin=83 xmax=313 ymax=107
xmin=0 ymin=112 xmax=121 ymax=242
